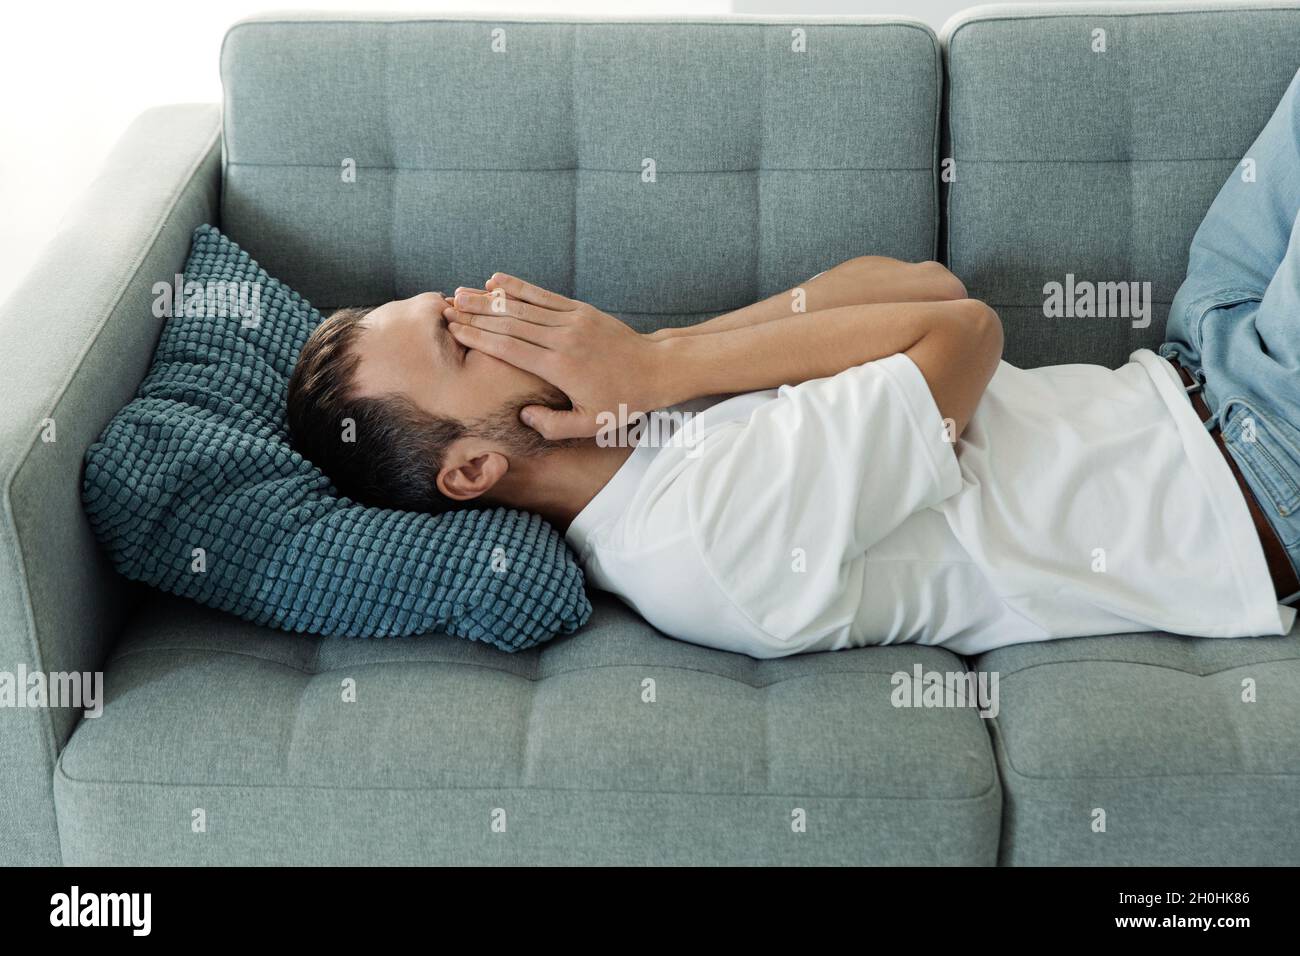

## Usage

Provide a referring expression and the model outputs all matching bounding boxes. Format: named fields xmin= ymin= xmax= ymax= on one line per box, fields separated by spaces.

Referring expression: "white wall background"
xmin=0 ymin=0 xmax=1209 ymax=303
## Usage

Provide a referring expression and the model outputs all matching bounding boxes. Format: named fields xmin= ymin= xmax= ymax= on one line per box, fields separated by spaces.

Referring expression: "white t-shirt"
xmin=565 ymin=349 xmax=1296 ymax=658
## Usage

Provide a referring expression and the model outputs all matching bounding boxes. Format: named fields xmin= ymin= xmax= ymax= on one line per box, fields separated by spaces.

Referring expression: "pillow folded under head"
xmin=82 ymin=224 xmax=591 ymax=651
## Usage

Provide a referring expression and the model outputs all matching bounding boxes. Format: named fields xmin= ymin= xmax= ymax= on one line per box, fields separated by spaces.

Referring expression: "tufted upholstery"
xmin=944 ymin=1 xmax=1300 ymax=368
xmin=977 ymin=630 xmax=1300 ymax=865
xmin=55 ymin=593 xmax=1000 ymax=865
xmin=948 ymin=3 xmax=1300 ymax=866
xmin=219 ymin=15 xmax=942 ymax=326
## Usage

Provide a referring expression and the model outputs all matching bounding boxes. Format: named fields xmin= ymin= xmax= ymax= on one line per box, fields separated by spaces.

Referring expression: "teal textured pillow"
xmin=82 ymin=225 xmax=591 ymax=650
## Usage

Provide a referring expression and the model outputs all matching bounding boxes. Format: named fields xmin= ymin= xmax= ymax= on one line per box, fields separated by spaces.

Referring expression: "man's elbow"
xmin=918 ymin=261 xmax=969 ymax=301
xmin=955 ymin=298 xmax=1003 ymax=367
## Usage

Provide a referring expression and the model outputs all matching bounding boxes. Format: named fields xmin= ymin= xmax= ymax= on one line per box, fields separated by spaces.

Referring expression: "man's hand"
xmin=442 ymin=274 xmax=673 ymax=440
xmin=444 ymin=272 xmax=1003 ymax=448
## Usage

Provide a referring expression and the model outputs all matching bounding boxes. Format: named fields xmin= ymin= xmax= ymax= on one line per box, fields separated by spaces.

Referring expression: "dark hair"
xmin=286 ymin=306 xmax=469 ymax=513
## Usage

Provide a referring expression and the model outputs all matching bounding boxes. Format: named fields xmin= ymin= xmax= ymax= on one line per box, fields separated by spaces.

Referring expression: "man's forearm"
xmin=653 ymin=298 xmax=1003 ymax=439
xmin=656 ymin=303 xmax=933 ymax=401
xmin=652 ymin=256 xmax=967 ymax=340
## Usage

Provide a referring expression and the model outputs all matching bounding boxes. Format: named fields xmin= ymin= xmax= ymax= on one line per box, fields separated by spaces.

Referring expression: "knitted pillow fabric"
xmin=82 ymin=225 xmax=591 ymax=651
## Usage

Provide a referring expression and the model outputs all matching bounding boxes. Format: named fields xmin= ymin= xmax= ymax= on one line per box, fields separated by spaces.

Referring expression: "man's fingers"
xmin=519 ymin=405 xmax=600 ymax=441
xmin=447 ymin=322 xmax=554 ymax=376
xmin=449 ymin=290 xmax=565 ymax=326
xmin=486 ymin=273 xmax=577 ymax=311
xmin=443 ymin=308 xmax=556 ymax=347
xmin=449 ymin=290 xmax=515 ymax=317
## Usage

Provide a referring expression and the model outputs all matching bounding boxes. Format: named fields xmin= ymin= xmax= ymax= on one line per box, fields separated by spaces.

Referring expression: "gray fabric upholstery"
xmin=219 ymin=15 xmax=942 ymax=324
xmin=55 ymin=593 xmax=999 ymax=865
xmin=975 ymin=623 xmax=1300 ymax=865
xmin=948 ymin=2 xmax=1300 ymax=867
xmin=0 ymin=104 xmax=221 ymax=864
xmin=943 ymin=1 xmax=1300 ymax=368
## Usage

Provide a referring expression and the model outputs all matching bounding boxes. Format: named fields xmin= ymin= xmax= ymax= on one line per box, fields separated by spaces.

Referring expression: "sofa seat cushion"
xmin=55 ymin=593 xmax=1000 ymax=865
xmin=977 ymin=625 xmax=1300 ymax=865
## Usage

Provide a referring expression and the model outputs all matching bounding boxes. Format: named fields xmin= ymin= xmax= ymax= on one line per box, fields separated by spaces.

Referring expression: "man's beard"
xmin=470 ymin=385 xmax=581 ymax=457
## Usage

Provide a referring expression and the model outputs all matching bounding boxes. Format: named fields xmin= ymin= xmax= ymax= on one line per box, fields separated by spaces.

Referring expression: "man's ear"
xmin=436 ymin=441 xmax=509 ymax=502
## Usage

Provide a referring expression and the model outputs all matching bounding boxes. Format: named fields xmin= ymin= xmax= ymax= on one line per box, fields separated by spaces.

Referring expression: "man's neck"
xmin=490 ymin=441 xmax=634 ymax=531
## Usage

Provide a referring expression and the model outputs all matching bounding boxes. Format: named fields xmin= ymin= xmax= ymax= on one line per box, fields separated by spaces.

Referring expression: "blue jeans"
xmin=1160 ymin=65 xmax=1300 ymax=605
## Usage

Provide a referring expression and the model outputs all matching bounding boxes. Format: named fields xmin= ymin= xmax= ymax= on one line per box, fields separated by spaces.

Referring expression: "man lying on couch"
xmin=287 ymin=69 xmax=1300 ymax=657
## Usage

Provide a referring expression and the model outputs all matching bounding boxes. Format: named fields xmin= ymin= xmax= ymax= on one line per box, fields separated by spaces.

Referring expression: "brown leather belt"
xmin=1173 ymin=361 xmax=1300 ymax=603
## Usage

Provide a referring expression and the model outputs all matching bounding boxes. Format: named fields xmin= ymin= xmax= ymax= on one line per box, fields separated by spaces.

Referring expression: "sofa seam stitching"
xmin=102 ymin=643 xmax=965 ymax=685
xmin=975 ymin=653 xmax=1300 ymax=681
xmin=52 ymin=759 xmax=1003 ymax=802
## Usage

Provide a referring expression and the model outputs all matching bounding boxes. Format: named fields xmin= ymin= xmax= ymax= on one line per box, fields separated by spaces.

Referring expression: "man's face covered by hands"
xmin=348 ymin=290 xmax=572 ymax=501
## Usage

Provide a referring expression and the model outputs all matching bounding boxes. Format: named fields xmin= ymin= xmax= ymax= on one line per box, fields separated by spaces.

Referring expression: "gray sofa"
xmin=4 ymin=3 xmax=1300 ymax=866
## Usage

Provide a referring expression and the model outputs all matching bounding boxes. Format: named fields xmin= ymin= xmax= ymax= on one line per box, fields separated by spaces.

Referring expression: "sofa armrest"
xmin=0 ymin=103 xmax=221 ymax=864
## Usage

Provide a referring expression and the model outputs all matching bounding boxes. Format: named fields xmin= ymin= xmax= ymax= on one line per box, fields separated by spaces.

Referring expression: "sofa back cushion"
xmin=219 ymin=14 xmax=942 ymax=327
xmin=944 ymin=3 xmax=1300 ymax=368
